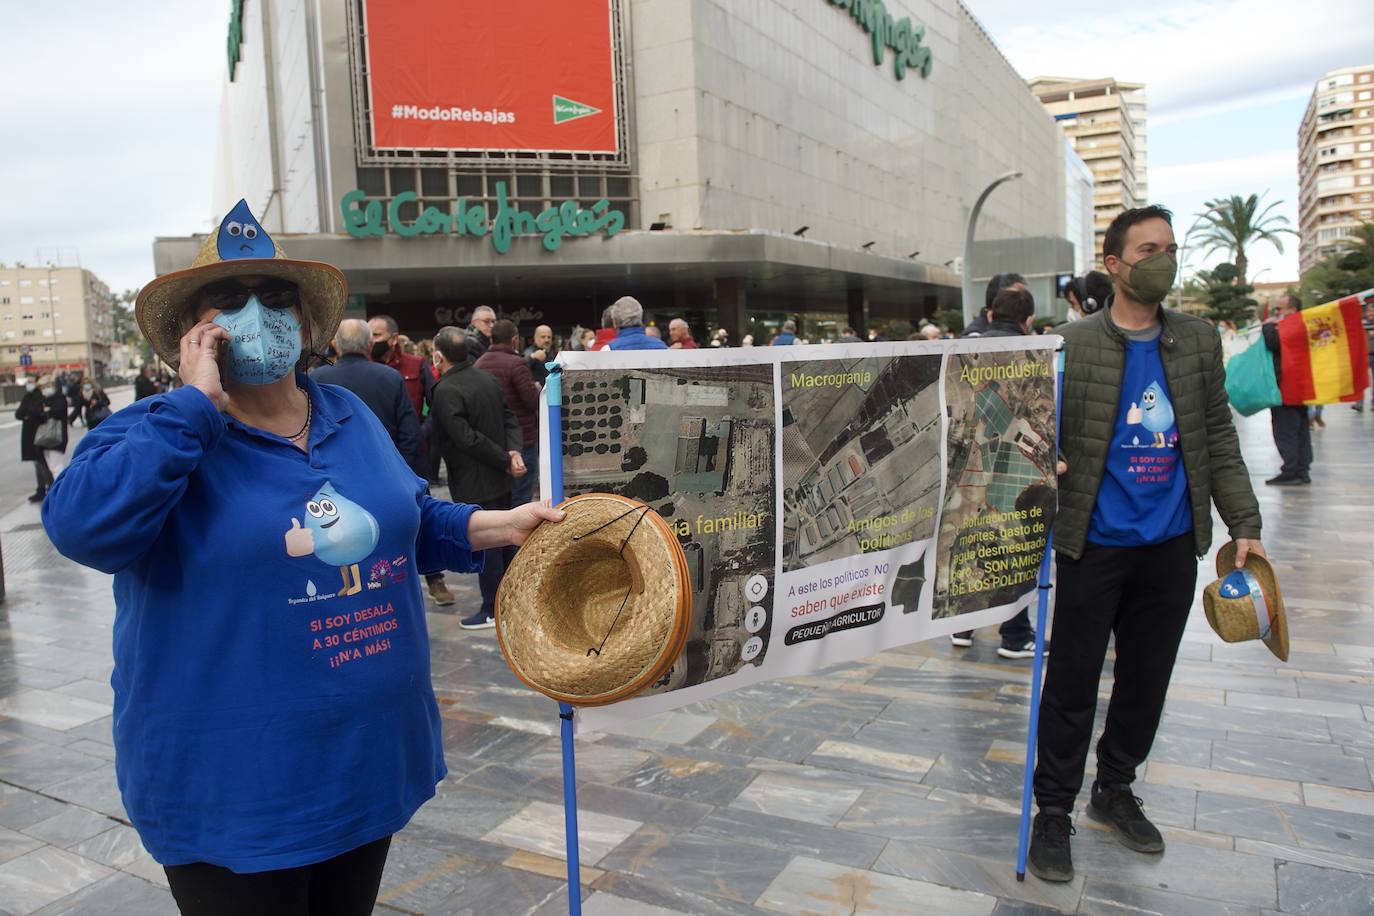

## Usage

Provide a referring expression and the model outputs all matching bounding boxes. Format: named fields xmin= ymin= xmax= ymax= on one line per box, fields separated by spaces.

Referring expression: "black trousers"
xmin=477 ymin=494 xmax=515 ymax=617
xmin=1270 ymin=404 xmax=1311 ymax=476
xmin=165 ymin=836 xmax=390 ymax=916
xmin=1033 ymin=534 xmax=1197 ymax=812
xmin=31 ymin=455 xmax=53 ymax=492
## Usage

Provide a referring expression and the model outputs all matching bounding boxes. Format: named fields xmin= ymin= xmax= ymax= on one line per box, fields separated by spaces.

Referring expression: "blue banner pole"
xmin=1016 ymin=350 xmax=1065 ymax=881
xmin=545 ymin=364 xmax=582 ymax=914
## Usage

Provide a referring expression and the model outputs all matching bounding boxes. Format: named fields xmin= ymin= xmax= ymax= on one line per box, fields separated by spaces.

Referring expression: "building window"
xmin=20 ymin=313 xmax=33 ymax=320
xmin=19 ymin=297 xmax=32 ymax=305
xmin=22 ymin=330 xmax=35 ymax=337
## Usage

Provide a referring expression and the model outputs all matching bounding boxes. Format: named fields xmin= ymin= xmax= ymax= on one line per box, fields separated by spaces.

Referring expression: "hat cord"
xmin=577 ymin=504 xmax=652 ymax=657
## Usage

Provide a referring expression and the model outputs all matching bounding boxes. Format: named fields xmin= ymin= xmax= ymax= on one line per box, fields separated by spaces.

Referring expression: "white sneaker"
xmin=950 ymin=632 xmax=974 ymax=648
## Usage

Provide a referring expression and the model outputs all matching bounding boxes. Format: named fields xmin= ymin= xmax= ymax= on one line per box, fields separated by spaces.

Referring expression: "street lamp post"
xmin=963 ymin=171 xmax=1023 ymax=325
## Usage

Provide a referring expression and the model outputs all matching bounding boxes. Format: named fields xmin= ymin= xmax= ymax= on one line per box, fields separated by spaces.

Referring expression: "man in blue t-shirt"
xmin=1027 ymin=206 xmax=1265 ymax=885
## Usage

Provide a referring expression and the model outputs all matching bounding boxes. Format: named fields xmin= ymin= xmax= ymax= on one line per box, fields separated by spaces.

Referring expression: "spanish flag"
xmin=1279 ymin=289 xmax=1373 ymax=405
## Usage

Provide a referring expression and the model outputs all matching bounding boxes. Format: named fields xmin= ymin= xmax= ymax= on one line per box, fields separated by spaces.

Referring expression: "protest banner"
xmin=538 ymin=338 xmax=1059 ymax=730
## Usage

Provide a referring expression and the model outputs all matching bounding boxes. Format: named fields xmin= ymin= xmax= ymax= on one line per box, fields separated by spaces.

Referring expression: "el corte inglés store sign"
xmin=826 ymin=0 xmax=933 ymax=80
xmin=340 ymin=182 xmax=625 ymax=255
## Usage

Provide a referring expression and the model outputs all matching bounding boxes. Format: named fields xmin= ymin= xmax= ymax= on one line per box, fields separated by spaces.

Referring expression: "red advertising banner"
xmin=362 ymin=0 xmax=620 ymax=153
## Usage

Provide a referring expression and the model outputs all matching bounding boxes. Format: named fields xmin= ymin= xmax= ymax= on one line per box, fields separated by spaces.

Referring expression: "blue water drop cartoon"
xmin=216 ymin=199 xmax=276 ymax=260
xmin=286 ymin=482 xmax=381 ymax=597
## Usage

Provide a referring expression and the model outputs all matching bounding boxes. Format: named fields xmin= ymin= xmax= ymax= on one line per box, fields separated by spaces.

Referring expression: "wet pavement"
xmin=0 ymin=405 xmax=1371 ymax=913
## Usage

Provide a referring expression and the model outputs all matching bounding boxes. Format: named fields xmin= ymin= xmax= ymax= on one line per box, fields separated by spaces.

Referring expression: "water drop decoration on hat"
xmin=1221 ymin=568 xmax=1272 ymax=640
xmin=217 ymin=199 xmax=276 ymax=260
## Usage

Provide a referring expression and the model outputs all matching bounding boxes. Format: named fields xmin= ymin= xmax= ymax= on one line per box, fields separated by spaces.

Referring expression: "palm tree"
xmin=1192 ymin=193 xmax=1296 ymax=287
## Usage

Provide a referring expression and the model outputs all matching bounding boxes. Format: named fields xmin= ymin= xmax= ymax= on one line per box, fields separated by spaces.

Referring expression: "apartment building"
xmin=1029 ymin=76 xmax=1148 ymax=263
xmin=0 ymin=265 xmax=115 ymax=380
xmin=1298 ymin=65 xmax=1374 ymax=273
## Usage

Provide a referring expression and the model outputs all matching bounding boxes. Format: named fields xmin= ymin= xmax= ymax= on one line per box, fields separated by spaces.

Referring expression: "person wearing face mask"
xmin=40 ymin=201 xmax=563 ymax=916
xmin=15 ymin=375 xmax=67 ymax=502
xmin=1027 ymin=205 xmax=1265 ymax=885
xmin=366 ymin=314 xmax=432 ymax=421
xmin=69 ymin=380 xmax=113 ymax=430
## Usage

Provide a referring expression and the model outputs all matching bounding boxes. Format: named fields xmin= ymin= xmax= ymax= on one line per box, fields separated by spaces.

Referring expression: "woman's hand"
xmin=467 ymin=501 xmax=565 ymax=551
xmin=178 ymin=321 xmax=231 ymax=411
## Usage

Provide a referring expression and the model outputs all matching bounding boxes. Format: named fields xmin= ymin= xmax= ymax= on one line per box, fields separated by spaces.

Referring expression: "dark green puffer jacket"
xmin=1055 ymin=306 xmax=1262 ymax=560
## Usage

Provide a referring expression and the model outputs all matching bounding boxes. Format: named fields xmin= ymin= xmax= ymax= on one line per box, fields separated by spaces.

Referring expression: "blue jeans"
xmin=510 ymin=445 xmax=539 ymax=506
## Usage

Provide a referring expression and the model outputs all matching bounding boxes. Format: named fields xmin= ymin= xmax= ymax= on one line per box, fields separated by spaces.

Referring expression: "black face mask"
xmin=371 ymin=340 xmax=391 ymax=362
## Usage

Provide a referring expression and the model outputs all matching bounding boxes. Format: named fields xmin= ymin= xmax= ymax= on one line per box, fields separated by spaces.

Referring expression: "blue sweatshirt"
xmin=42 ymin=376 xmax=481 ymax=872
xmin=606 ymin=327 xmax=668 ymax=350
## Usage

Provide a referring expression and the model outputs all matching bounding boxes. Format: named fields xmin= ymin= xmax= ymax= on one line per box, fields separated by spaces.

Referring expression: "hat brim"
xmin=135 ymin=257 xmax=347 ymax=369
xmin=1216 ymin=542 xmax=1289 ymax=662
xmin=495 ymin=494 xmax=693 ymax=706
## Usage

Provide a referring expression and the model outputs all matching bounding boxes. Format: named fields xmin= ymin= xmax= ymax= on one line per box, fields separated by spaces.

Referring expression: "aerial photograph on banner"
xmin=779 ymin=355 xmax=945 ymax=573
xmin=559 ymin=366 xmax=776 ymax=693
xmin=935 ymin=349 xmax=1057 ymax=619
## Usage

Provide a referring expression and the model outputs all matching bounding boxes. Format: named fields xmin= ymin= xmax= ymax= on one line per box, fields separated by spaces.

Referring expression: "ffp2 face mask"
xmin=212 ymin=295 xmax=301 ymax=385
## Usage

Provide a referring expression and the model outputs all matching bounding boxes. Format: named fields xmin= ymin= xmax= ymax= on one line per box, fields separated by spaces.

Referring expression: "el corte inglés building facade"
xmin=154 ymin=0 xmax=1086 ymax=342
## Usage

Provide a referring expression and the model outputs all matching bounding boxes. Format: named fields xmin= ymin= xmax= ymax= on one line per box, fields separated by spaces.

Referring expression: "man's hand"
xmin=530 ymin=348 xmax=546 ymax=361
xmin=1232 ymin=538 xmax=1266 ymax=569
xmin=285 ymin=518 xmax=315 ymax=557
xmin=1056 ymin=459 xmax=1068 ymax=476
xmin=178 ymin=321 xmax=231 ymax=411
xmin=508 ymin=450 xmax=527 ymax=477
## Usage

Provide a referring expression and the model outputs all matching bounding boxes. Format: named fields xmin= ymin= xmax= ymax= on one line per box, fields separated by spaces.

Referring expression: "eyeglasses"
xmin=200 ymin=279 xmax=301 ymax=313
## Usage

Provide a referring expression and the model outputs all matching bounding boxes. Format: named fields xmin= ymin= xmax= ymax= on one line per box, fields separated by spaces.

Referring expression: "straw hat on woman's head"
xmin=135 ymin=199 xmax=347 ymax=369
xmin=496 ymin=494 xmax=692 ymax=706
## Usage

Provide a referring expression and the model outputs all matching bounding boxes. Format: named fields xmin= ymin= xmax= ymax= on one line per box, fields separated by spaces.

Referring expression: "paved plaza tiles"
xmin=0 ymin=408 xmax=1371 ymax=914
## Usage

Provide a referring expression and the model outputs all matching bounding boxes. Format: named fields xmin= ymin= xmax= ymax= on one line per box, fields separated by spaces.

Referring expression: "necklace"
xmin=287 ymin=387 xmax=312 ymax=442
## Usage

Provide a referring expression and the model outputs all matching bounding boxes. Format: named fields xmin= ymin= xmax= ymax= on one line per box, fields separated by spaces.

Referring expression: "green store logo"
xmin=826 ymin=0 xmax=933 ymax=80
xmin=553 ymin=95 xmax=601 ymax=124
xmin=339 ymin=181 xmax=625 ymax=254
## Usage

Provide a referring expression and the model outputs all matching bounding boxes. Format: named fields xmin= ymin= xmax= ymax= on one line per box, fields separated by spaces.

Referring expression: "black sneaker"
xmin=1027 ymin=808 xmax=1075 ymax=882
xmin=1087 ymin=782 xmax=1164 ymax=853
xmin=1265 ymin=474 xmax=1303 ymax=486
xmin=998 ymin=638 xmax=1048 ymax=659
xmin=459 ymin=610 xmax=495 ymax=630
xmin=950 ymin=631 xmax=973 ymax=648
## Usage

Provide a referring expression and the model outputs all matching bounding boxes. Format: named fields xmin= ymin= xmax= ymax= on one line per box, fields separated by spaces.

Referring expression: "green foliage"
xmin=1192 ymin=192 xmax=1296 ymax=287
xmin=1195 ymin=262 xmax=1257 ymax=326
xmin=934 ymin=308 xmax=965 ymax=334
xmin=1299 ymin=222 xmax=1374 ymax=305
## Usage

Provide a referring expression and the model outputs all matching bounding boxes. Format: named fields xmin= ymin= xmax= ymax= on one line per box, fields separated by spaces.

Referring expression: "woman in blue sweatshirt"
xmin=42 ymin=203 xmax=561 ymax=915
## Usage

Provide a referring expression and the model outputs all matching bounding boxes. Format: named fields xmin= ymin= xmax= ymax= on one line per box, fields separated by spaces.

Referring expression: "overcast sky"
xmin=1 ymin=0 xmax=1370 ymax=292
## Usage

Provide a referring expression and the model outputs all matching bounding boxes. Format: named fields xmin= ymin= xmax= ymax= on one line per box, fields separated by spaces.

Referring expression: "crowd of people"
xmin=15 ymin=370 xmax=111 ymax=503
